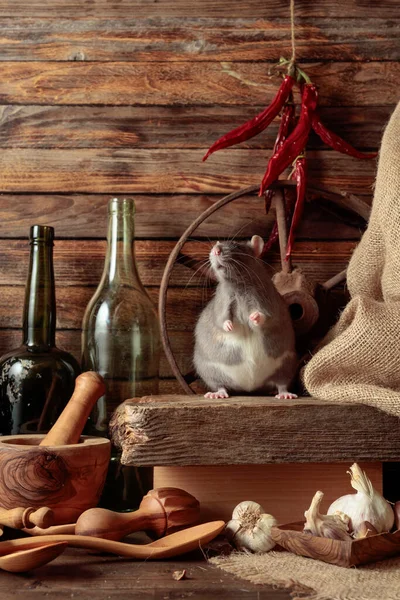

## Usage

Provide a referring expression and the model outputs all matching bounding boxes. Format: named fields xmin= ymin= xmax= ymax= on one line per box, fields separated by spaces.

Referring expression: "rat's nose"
xmin=212 ymin=243 xmax=221 ymax=256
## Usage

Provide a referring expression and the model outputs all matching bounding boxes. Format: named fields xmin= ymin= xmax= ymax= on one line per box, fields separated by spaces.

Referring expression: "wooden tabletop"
xmin=0 ymin=549 xmax=290 ymax=600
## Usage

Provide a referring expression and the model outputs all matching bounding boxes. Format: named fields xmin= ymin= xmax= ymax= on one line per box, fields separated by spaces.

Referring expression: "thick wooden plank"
xmin=0 ymin=552 xmax=291 ymax=600
xmin=0 ymin=240 xmax=356 ymax=288
xmin=0 ymin=18 xmax=398 ymax=62
xmin=0 ymin=149 xmax=377 ymax=193
xmin=0 ymin=62 xmax=397 ymax=106
xmin=0 ymin=105 xmax=388 ymax=149
xmin=111 ymin=395 xmax=400 ymax=465
xmin=0 ymin=0 xmax=396 ymax=19
xmin=0 ymin=193 xmax=368 ymax=240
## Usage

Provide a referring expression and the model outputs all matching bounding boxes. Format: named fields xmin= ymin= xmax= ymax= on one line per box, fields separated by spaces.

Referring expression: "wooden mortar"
xmin=0 ymin=372 xmax=111 ymax=525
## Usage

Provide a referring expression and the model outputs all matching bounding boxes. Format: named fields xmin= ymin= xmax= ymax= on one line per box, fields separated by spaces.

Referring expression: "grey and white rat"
xmin=194 ymin=235 xmax=298 ymax=399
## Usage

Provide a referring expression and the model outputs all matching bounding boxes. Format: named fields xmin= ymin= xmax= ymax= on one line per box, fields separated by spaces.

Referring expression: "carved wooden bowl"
xmin=271 ymin=521 xmax=400 ymax=567
xmin=0 ymin=435 xmax=111 ymax=525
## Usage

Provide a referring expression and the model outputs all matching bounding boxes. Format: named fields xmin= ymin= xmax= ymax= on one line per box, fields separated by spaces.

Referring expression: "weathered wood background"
xmin=0 ymin=0 xmax=397 ymax=392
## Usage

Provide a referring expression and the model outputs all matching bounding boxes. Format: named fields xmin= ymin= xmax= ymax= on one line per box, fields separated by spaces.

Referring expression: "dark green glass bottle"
xmin=81 ymin=198 xmax=160 ymax=511
xmin=0 ymin=225 xmax=81 ymax=435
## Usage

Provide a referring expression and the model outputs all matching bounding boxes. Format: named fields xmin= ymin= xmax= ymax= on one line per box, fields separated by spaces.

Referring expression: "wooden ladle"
xmin=0 ymin=542 xmax=68 ymax=573
xmin=0 ymin=521 xmax=225 ymax=560
xmin=75 ymin=487 xmax=200 ymax=540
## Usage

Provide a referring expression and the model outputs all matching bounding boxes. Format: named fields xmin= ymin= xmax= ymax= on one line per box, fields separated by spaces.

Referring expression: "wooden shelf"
xmin=110 ymin=395 xmax=400 ymax=467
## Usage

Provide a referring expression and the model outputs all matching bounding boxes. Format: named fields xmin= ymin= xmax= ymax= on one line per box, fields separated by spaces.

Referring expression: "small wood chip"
xmin=172 ymin=569 xmax=187 ymax=581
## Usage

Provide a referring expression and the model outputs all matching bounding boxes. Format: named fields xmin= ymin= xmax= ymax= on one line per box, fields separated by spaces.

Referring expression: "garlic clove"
xmin=304 ymin=491 xmax=351 ymax=541
xmin=225 ymin=519 xmax=241 ymax=542
xmin=353 ymin=520 xmax=379 ymax=539
xmin=327 ymin=463 xmax=394 ymax=535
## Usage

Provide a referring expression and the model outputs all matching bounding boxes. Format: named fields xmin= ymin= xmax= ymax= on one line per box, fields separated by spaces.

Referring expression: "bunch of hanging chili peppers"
xmin=202 ymin=67 xmax=376 ymax=260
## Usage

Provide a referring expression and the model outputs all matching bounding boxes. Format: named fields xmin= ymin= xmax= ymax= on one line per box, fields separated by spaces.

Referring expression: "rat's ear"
xmin=250 ymin=235 xmax=264 ymax=257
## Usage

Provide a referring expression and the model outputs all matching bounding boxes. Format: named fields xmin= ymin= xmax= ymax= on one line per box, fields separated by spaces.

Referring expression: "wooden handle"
xmin=0 ymin=507 xmax=54 ymax=530
xmin=75 ymin=487 xmax=200 ymax=541
xmin=24 ymin=524 xmax=76 ymax=536
xmin=0 ymin=521 xmax=226 ymax=560
xmin=75 ymin=507 xmax=156 ymax=541
xmin=40 ymin=372 xmax=106 ymax=446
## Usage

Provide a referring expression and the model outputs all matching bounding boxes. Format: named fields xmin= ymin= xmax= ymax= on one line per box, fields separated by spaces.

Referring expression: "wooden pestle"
xmin=39 ymin=372 xmax=106 ymax=446
xmin=0 ymin=507 xmax=54 ymax=530
xmin=75 ymin=487 xmax=200 ymax=541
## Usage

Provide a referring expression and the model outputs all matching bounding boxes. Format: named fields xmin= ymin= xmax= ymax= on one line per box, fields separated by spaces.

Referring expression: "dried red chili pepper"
xmin=261 ymin=221 xmax=279 ymax=254
xmin=264 ymin=95 xmax=296 ymax=214
xmin=286 ymin=156 xmax=307 ymax=260
xmin=312 ymin=115 xmax=378 ymax=160
xmin=259 ymin=83 xmax=318 ymax=197
xmin=203 ymin=75 xmax=295 ymax=162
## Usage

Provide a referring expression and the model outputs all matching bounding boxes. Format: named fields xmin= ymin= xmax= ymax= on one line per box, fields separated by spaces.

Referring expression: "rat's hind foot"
xmin=249 ymin=311 xmax=266 ymax=327
xmin=223 ymin=319 xmax=234 ymax=332
xmin=204 ymin=388 xmax=229 ymax=399
xmin=275 ymin=386 xmax=298 ymax=400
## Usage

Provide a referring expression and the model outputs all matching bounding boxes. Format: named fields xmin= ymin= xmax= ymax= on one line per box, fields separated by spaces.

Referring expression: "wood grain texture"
xmin=0 ymin=554 xmax=291 ymax=600
xmin=0 ymin=239 xmax=356 ymax=288
xmin=0 ymin=149 xmax=377 ymax=194
xmin=0 ymin=18 xmax=398 ymax=62
xmin=0 ymin=194 xmax=369 ymax=239
xmin=271 ymin=522 xmax=400 ymax=567
xmin=0 ymin=0 xmax=397 ymax=18
xmin=0 ymin=435 xmax=110 ymax=524
xmin=0 ymin=62 xmax=397 ymax=106
xmin=0 ymin=325 xmax=188 ymax=385
xmin=0 ymin=105 xmax=387 ymax=149
xmin=153 ymin=463 xmax=382 ymax=523
xmin=111 ymin=396 xmax=400 ymax=466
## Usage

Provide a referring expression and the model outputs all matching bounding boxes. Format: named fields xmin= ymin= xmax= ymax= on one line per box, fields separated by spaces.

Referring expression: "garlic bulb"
xmin=327 ymin=463 xmax=394 ymax=535
xmin=304 ymin=491 xmax=351 ymax=540
xmin=225 ymin=501 xmax=277 ymax=553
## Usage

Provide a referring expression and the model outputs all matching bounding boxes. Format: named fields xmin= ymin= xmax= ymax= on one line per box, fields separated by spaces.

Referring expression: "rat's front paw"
xmin=204 ymin=388 xmax=229 ymax=399
xmin=249 ymin=311 xmax=266 ymax=327
xmin=223 ymin=319 xmax=234 ymax=332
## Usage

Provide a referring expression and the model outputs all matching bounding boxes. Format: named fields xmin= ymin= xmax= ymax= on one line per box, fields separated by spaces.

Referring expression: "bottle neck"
xmin=23 ymin=240 xmax=56 ymax=349
xmin=102 ymin=208 xmax=141 ymax=287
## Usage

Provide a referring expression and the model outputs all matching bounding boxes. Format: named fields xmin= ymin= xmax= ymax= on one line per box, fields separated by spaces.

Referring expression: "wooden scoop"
xmin=0 ymin=521 xmax=225 ymax=560
xmin=0 ymin=507 xmax=54 ymax=530
xmin=75 ymin=487 xmax=200 ymax=541
xmin=40 ymin=372 xmax=106 ymax=446
xmin=0 ymin=542 xmax=68 ymax=573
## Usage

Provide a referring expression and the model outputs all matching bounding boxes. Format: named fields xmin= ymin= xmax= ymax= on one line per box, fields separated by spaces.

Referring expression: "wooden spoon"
xmin=0 ymin=521 xmax=225 ymax=560
xmin=0 ymin=542 xmax=68 ymax=573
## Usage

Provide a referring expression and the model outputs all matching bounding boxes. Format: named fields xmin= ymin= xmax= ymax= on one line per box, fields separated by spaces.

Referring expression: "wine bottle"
xmin=81 ymin=198 xmax=160 ymax=510
xmin=0 ymin=225 xmax=81 ymax=435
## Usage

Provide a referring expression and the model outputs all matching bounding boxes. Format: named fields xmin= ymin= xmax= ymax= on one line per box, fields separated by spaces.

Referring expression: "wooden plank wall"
xmin=0 ymin=0 xmax=397 ymax=393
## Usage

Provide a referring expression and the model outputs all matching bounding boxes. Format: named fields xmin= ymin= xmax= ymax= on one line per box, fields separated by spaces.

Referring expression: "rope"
xmin=290 ymin=0 xmax=296 ymax=64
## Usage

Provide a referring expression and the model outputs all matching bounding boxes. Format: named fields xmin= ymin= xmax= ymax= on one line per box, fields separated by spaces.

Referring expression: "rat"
xmin=194 ymin=235 xmax=298 ymax=400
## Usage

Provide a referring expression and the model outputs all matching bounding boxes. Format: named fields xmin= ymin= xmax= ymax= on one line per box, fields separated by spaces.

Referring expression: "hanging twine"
xmin=289 ymin=0 xmax=296 ymax=72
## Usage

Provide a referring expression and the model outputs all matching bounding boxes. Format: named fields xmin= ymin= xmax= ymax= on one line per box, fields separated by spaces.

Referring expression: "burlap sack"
xmin=303 ymin=102 xmax=400 ymax=417
xmin=211 ymin=551 xmax=400 ymax=600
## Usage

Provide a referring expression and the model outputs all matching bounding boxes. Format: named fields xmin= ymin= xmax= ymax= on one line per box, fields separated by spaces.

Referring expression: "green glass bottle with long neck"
xmin=0 ymin=225 xmax=81 ymax=435
xmin=81 ymin=198 xmax=160 ymax=510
